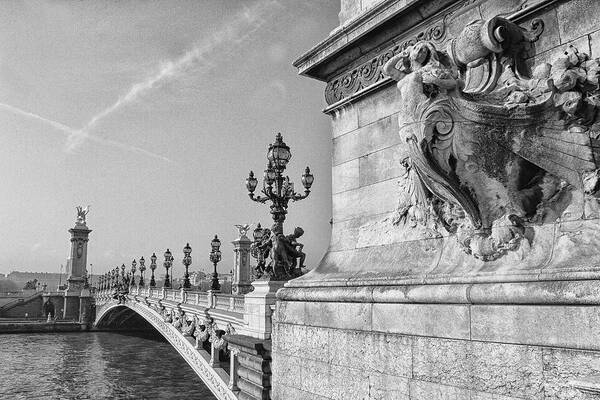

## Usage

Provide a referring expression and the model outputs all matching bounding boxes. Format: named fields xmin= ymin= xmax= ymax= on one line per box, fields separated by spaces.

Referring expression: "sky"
xmin=0 ymin=1 xmax=339 ymax=277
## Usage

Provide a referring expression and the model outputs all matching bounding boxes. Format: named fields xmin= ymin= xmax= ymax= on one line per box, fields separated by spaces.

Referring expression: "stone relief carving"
xmin=195 ymin=323 xmax=210 ymax=349
xmin=182 ymin=314 xmax=196 ymax=337
xmin=383 ymin=15 xmax=600 ymax=261
xmin=325 ymin=18 xmax=447 ymax=105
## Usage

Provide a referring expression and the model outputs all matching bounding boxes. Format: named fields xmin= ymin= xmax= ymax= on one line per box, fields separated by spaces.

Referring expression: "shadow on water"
xmin=101 ymin=328 xmax=168 ymax=343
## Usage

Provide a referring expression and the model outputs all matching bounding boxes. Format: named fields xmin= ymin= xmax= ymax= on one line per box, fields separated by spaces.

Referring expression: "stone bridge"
xmin=93 ymin=281 xmax=280 ymax=400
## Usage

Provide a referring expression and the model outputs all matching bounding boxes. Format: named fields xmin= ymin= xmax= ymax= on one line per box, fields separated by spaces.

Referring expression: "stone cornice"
xmin=293 ymin=0 xmax=428 ymax=78
xmin=278 ymin=280 xmax=600 ymax=305
xmin=295 ymin=0 xmax=559 ymax=110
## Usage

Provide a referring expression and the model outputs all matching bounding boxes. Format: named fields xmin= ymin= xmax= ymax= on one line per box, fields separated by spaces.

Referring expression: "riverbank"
xmin=0 ymin=319 xmax=87 ymax=333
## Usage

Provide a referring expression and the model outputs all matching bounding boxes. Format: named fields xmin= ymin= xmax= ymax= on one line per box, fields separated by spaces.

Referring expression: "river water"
xmin=0 ymin=331 xmax=217 ymax=400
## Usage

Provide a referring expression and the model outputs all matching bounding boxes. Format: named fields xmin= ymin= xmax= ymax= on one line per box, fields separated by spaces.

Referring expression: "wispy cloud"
xmin=66 ymin=0 xmax=280 ymax=152
xmin=0 ymin=102 xmax=174 ymax=163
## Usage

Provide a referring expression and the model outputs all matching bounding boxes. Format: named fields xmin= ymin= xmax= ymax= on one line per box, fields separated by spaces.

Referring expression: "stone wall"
xmin=0 ymin=294 xmax=43 ymax=318
xmin=274 ymin=0 xmax=600 ymax=399
xmin=273 ymin=296 xmax=600 ymax=399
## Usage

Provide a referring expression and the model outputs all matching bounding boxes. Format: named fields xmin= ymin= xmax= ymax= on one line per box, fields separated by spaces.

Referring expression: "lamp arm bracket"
xmin=291 ymin=190 xmax=310 ymax=202
xmin=249 ymin=193 xmax=270 ymax=203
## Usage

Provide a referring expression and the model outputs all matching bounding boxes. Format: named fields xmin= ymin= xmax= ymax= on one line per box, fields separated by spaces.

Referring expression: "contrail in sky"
xmin=0 ymin=102 xmax=174 ymax=163
xmin=66 ymin=0 xmax=280 ymax=152
xmin=0 ymin=102 xmax=75 ymax=134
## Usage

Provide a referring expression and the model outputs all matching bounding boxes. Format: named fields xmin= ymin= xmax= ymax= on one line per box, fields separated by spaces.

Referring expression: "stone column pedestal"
xmin=243 ymin=279 xmax=285 ymax=340
xmin=79 ymin=287 xmax=93 ymax=325
xmin=66 ymin=222 xmax=91 ymax=292
xmin=232 ymin=233 xmax=253 ymax=295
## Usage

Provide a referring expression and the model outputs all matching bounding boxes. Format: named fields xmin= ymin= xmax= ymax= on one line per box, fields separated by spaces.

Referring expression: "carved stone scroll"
xmin=325 ymin=19 xmax=447 ymax=105
xmin=384 ymin=15 xmax=600 ymax=261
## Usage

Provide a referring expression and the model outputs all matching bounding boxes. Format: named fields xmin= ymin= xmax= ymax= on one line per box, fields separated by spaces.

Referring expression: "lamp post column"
xmin=163 ymin=249 xmax=172 ymax=288
xmin=130 ymin=259 xmax=137 ymax=290
xmin=150 ymin=253 xmax=157 ymax=287
xmin=120 ymin=264 xmax=126 ymax=290
xmin=209 ymin=235 xmax=221 ymax=291
xmin=138 ymin=257 xmax=146 ymax=288
xmin=182 ymin=243 xmax=192 ymax=289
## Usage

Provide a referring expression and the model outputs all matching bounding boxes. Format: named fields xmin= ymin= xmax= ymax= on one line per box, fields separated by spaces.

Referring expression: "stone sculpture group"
xmin=251 ymin=225 xmax=306 ymax=280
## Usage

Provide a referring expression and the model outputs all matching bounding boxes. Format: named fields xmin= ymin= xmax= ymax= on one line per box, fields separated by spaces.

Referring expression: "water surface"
xmin=0 ymin=331 xmax=217 ymax=400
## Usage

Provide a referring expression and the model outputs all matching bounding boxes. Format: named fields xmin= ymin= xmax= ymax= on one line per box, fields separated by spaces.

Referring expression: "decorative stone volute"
xmin=381 ymin=15 xmax=600 ymax=261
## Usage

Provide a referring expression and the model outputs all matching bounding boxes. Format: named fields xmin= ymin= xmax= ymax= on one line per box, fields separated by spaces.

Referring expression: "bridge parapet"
xmin=94 ymin=287 xmax=249 ymax=337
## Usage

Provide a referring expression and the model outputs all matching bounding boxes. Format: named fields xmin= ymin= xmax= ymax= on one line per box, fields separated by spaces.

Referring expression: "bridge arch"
xmin=95 ymin=300 xmax=236 ymax=400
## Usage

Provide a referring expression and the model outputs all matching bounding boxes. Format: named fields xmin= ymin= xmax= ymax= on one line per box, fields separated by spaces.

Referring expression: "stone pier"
xmin=273 ymin=0 xmax=600 ymax=399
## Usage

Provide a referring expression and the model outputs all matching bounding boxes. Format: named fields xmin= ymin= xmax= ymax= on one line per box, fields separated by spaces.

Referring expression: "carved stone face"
xmin=410 ymin=43 xmax=430 ymax=67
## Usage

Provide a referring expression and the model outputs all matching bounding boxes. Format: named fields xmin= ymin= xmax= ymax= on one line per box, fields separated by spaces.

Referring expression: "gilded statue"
xmin=76 ymin=205 xmax=90 ymax=225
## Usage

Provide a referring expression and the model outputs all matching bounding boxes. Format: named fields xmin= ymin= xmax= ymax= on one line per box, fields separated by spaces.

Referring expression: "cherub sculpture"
xmin=251 ymin=227 xmax=272 ymax=278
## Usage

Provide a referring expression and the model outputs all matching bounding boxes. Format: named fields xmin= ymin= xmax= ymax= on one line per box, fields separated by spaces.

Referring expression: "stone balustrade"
xmin=94 ymin=286 xmax=248 ymax=334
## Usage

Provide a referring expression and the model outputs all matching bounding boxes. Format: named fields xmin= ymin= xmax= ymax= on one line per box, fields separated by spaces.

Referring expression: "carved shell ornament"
xmin=384 ymin=16 xmax=600 ymax=261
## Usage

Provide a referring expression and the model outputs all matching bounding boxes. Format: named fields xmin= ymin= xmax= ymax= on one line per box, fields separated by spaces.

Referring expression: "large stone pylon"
xmin=66 ymin=219 xmax=91 ymax=291
xmin=63 ymin=206 xmax=92 ymax=321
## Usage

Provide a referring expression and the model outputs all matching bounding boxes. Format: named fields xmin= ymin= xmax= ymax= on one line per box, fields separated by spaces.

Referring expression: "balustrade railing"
xmin=165 ymin=289 xmax=176 ymax=301
xmin=93 ymin=286 xmax=245 ymax=315
xmin=211 ymin=294 xmax=244 ymax=313
xmin=232 ymin=295 xmax=245 ymax=313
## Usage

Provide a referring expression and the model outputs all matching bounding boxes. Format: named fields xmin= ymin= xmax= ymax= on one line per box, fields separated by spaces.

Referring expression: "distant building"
xmin=190 ymin=271 xmax=207 ymax=286
xmin=6 ymin=271 xmax=102 ymax=291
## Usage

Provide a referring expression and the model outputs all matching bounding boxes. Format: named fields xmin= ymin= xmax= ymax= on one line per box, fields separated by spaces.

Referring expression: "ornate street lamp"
xmin=251 ymin=223 xmax=266 ymax=272
xmin=163 ymin=249 xmax=173 ymax=288
xmin=150 ymin=253 xmax=157 ymax=287
xmin=209 ymin=235 xmax=222 ymax=291
xmin=139 ymin=257 xmax=146 ymax=287
xmin=253 ymin=223 xmax=264 ymax=242
xmin=130 ymin=259 xmax=137 ymax=288
xmin=182 ymin=243 xmax=192 ymax=289
xmin=246 ymin=133 xmax=314 ymax=234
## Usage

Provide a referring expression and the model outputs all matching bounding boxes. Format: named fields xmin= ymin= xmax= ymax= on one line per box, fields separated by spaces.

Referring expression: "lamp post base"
xmin=211 ymin=272 xmax=220 ymax=291
xmin=183 ymin=267 xmax=191 ymax=289
xmin=164 ymin=268 xmax=171 ymax=288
